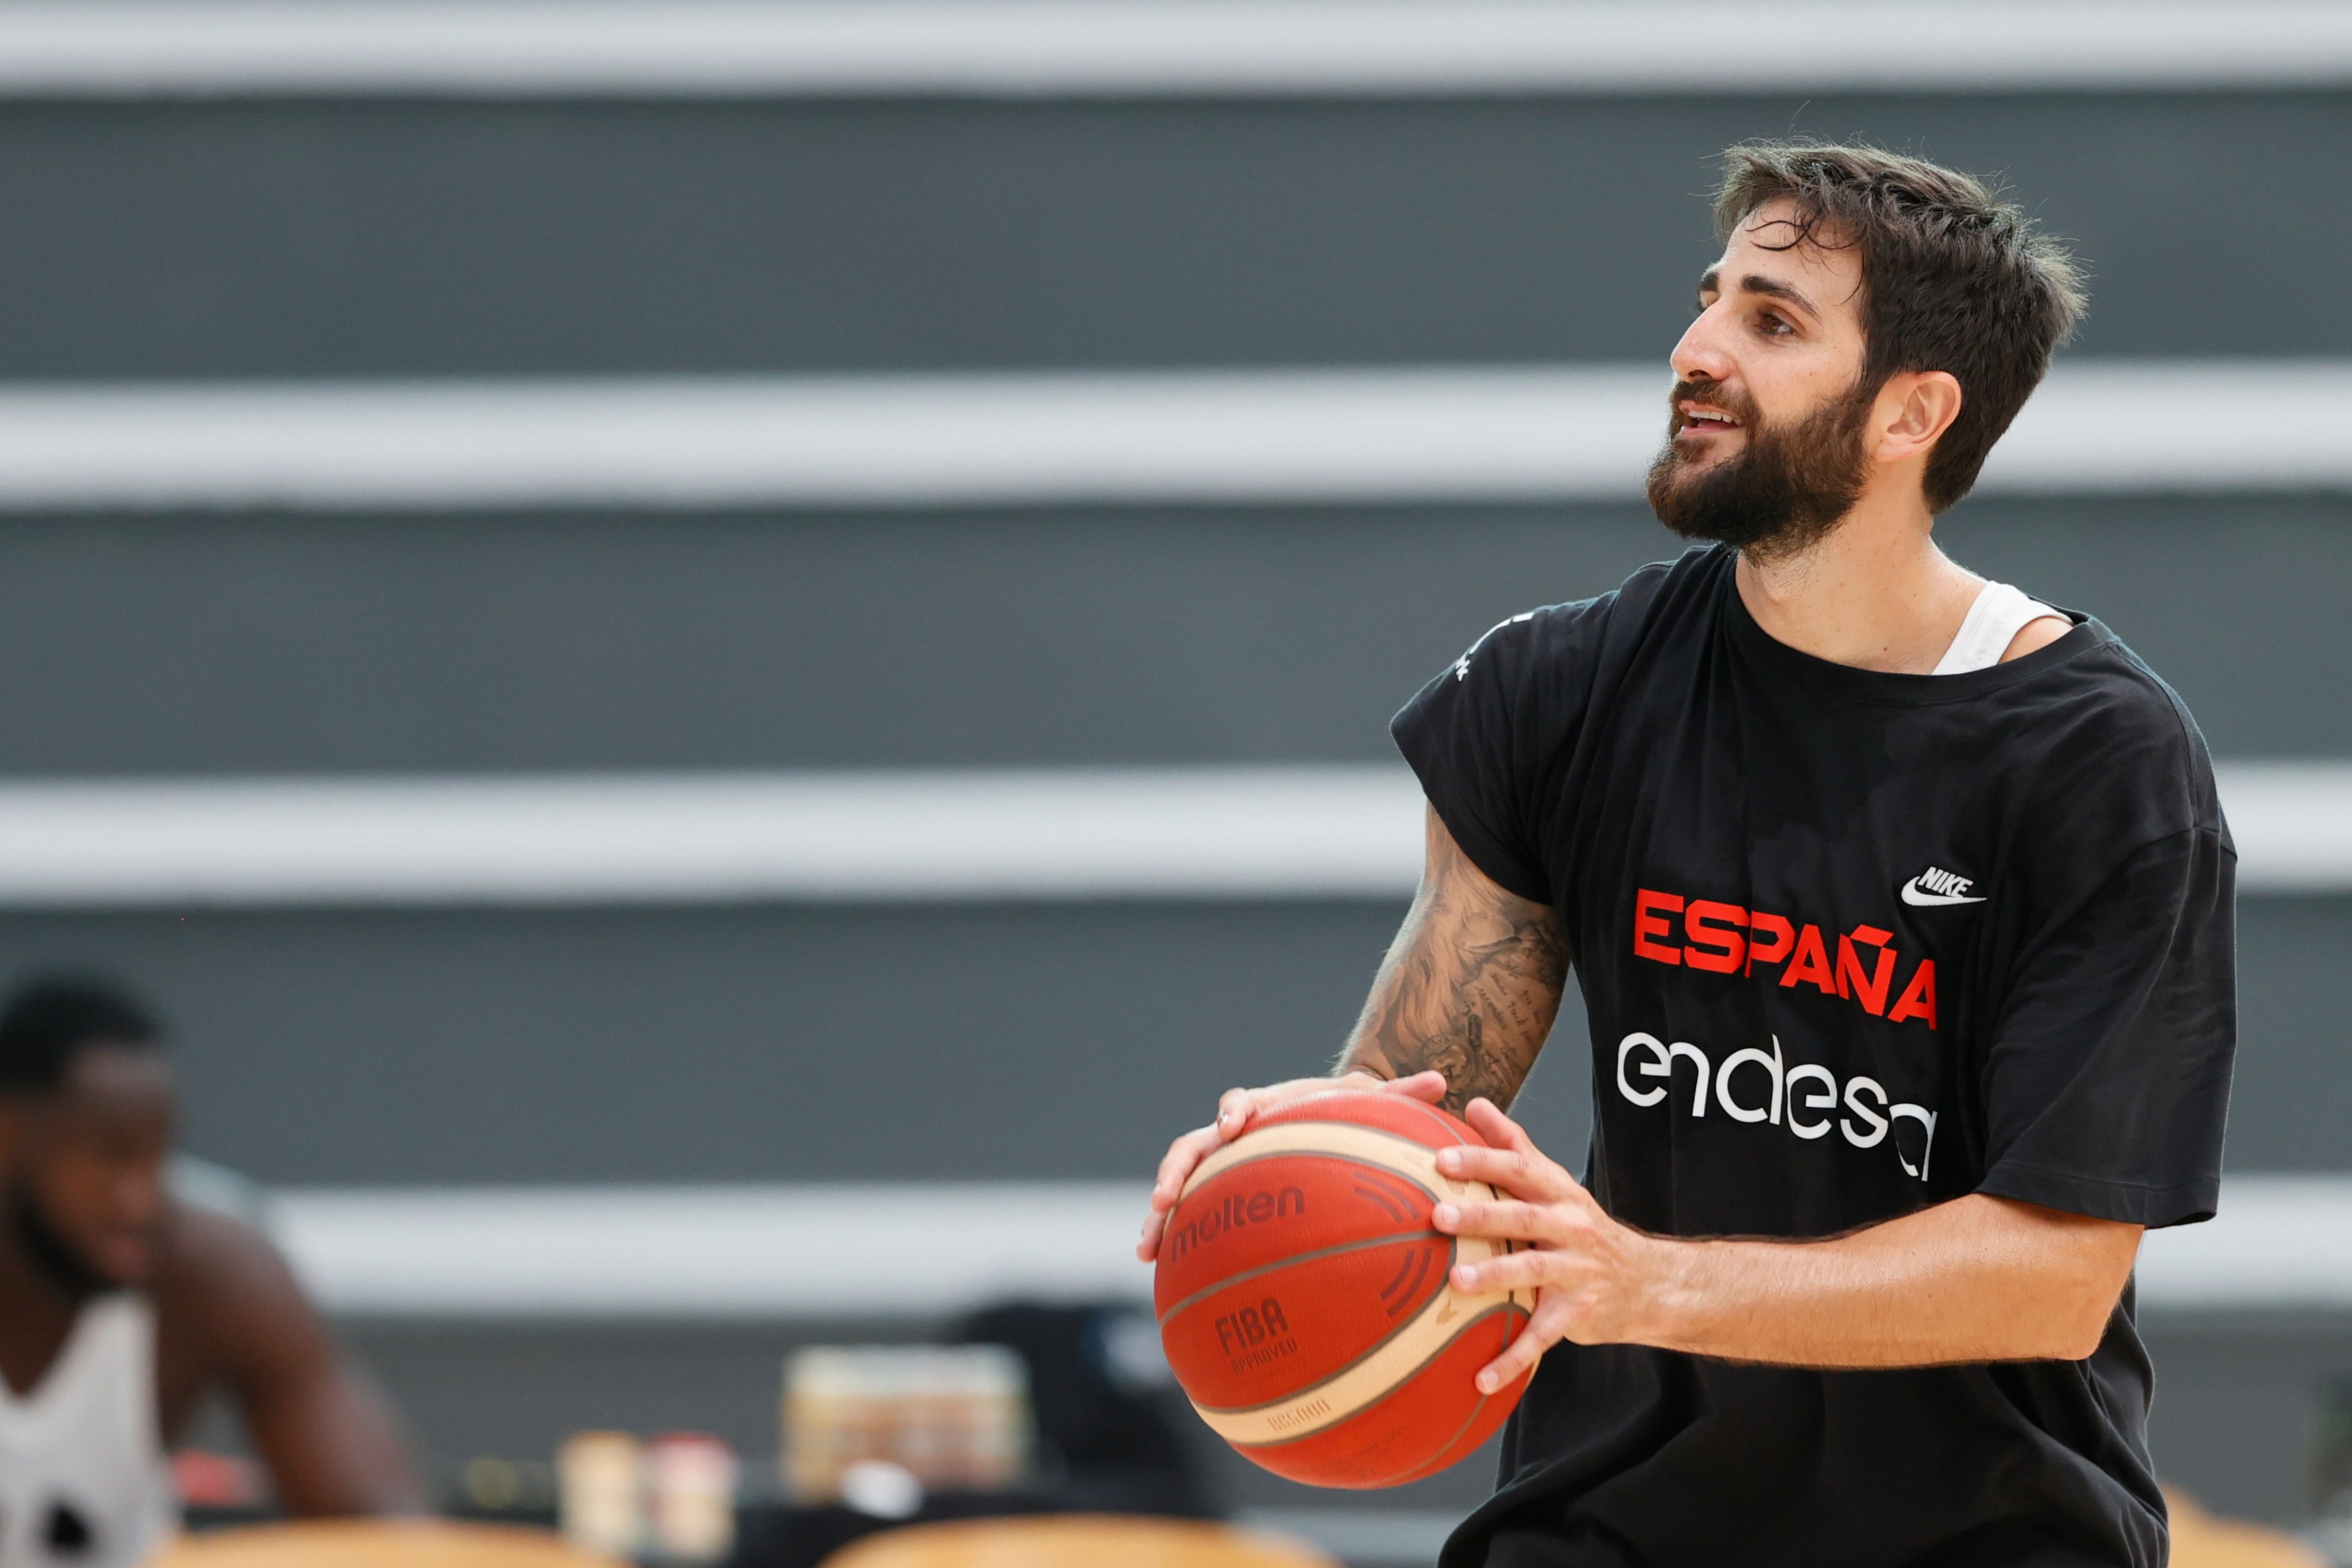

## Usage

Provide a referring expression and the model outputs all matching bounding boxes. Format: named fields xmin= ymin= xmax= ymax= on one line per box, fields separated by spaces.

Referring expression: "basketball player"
xmin=0 ymin=977 xmax=421 ymax=1567
xmin=1142 ymin=142 xmax=2233 ymax=1567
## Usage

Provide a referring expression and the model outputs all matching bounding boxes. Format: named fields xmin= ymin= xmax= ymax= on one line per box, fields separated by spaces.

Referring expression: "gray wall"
xmin=6 ymin=891 xmax=2319 ymax=1185
xmin=0 ymin=484 xmax=2323 ymax=1185
xmin=0 ymin=91 xmax=2347 ymax=378
xmin=0 ymin=493 xmax=2329 ymax=1190
xmin=0 ymin=494 xmax=2337 ymax=780
xmin=5 ymin=901 xmax=1601 ymax=1187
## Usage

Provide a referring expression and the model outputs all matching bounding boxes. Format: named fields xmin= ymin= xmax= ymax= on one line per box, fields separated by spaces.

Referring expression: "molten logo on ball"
xmin=1153 ymin=1092 xmax=1533 ymax=1489
xmin=1164 ymin=1186 xmax=1306 ymax=1263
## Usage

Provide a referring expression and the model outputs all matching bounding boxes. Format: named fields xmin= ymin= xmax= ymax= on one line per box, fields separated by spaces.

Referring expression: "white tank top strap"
xmin=0 ymin=1294 xmax=177 ymax=1568
xmin=1932 ymin=580 xmax=2067 ymax=677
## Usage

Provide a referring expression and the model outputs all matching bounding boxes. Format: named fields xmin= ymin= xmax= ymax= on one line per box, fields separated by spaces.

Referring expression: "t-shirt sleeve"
xmin=1974 ymin=824 xmax=2237 ymax=1229
xmin=1388 ymin=601 xmax=1602 ymax=905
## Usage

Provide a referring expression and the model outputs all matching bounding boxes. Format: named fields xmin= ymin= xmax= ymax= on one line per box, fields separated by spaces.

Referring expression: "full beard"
xmin=5 ymin=1182 xmax=117 ymax=1301
xmin=1645 ymin=378 xmax=1876 ymax=560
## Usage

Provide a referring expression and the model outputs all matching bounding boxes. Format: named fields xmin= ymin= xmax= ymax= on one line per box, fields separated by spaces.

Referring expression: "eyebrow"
xmin=1696 ymin=268 xmax=1820 ymax=320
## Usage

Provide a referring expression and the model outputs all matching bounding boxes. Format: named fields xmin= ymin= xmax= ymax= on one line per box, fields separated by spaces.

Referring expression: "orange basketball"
xmin=1153 ymin=1091 xmax=1534 ymax=1488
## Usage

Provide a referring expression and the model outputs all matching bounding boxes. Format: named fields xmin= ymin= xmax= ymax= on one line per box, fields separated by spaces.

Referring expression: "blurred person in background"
xmin=0 ymin=976 xmax=420 ymax=1567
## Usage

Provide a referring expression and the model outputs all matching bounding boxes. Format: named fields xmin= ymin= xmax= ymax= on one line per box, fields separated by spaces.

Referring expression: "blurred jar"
xmin=557 ymin=1431 xmax=642 ymax=1558
xmin=646 ymin=1432 xmax=738 ymax=1563
xmin=781 ymin=1345 xmax=1030 ymax=1505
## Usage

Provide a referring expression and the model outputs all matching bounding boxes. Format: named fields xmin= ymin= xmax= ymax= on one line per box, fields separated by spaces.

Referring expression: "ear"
xmin=1871 ymin=370 xmax=1964 ymax=466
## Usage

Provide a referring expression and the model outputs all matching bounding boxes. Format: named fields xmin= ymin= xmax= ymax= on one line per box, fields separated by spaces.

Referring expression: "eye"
xmin=1755 ymin=311 xmax=1795 ymax=338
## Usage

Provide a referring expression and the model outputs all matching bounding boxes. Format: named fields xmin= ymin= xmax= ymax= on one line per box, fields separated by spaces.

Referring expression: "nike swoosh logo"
xmin=1902 ymin=879 xmax=1986 ymax=906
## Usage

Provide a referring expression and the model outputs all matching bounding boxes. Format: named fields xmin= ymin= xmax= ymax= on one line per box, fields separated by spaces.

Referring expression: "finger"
xmin=1373 ymin=1070 xmax=1450 ymax=1104
xmin=1464 ymin=1100 xmax=1585 ymax=1198
xmin=1216 ymin=1086 xmax=1259 ymax=1138
xmin=1136 ymin=1208 xmax=1168 ymax=1262
xmin=1433 ymin=1142 xmax=1569 ymax=1202
xmin=1473 ymin=1307 xmax=1565 ymax=1395
xmin=1463 ymin=1097 xmax=1543 ymax=1157
xmin=1152 ymin=1124 xmax=1224 ymax=1206
xmin=1432 ymin=1198 xmax=1565 ymax=1245
xmin=1448 ymin=1244 xmax=1567 ymax=1297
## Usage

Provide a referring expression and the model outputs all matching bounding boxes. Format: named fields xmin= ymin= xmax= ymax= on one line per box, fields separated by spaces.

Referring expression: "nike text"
xmin=1902 ymin=867 xmax=1987 ymax=907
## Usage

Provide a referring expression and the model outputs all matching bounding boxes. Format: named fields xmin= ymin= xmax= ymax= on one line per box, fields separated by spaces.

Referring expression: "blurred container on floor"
xmin=173 ymin=1450 xmax=265 ymax=1510
xmin=781 ymin=1346 xmax=1030 ymax=1506
xmin=558 ymin=1432 xmax=643 ymax=1559
xmin=452 ymin=1456 xmax=560 ymax=1528
xmin=454 ymin=1457 xmax=559 ymax=1523
xmin=647 ymin=1433 xmax=738 ymax=1564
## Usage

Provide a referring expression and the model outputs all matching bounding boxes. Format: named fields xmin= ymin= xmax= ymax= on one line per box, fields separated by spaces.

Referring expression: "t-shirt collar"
xmin=1712 ymin=545 xmax=2101 ymax=705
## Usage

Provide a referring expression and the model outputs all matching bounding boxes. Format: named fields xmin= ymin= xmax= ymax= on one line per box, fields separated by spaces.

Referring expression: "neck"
xmin=0 ymin=1232 xmax=74 ymax=1314
xmin=0 ymin=1183 xmax=107 ymax=1310
xmin=1732 ymin=483 xmax=1981 ymax=674
xmin=0 ymin=1193 xmax=85 ymax=1397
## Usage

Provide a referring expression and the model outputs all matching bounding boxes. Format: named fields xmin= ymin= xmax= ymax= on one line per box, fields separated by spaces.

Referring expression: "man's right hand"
xmin=1135 ymin=1069 xmax=1449 ymax=1262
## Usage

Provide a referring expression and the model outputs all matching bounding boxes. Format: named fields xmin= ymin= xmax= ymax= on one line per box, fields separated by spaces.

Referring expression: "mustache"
xmin=1667 ymin=380 xmax=1760 ymax=432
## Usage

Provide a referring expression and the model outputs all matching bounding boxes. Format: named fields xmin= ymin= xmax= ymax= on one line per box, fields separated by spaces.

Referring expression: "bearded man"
xmin=0 ymin=977 xmax=420 ymax=1567
xmin=1141 ymin=142 xmax=2234 ymax=1568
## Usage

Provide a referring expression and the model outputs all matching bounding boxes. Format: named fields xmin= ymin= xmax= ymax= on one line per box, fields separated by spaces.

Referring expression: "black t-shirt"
xmin=1391 ymin=546 xmax=2236 ymax=1568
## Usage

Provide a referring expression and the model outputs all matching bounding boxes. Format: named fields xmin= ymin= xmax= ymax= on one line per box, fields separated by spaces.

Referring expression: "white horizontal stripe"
xmin=0 ymin=361 xmax=2329 ymax=511
xmin=0 ymin=768 xmax=1423 ymax=905
xmin=0 ymin=761 xmax=2323 ymax=907
xmin=1978 ymin=362 xmax=2352 ymax=496
xmin=271 ymin=1182 xmax=1155 ymax=1318
xmin=2137 ymin=1175 xmax=2352 ymax=1310
xmin=5 ymin=3 xmax=2352 ymax=97
xmin=267 ymin=1175 xmax=2352 ymax=1317
xmin=0 ymin=369 xmax=1653 ymax=510
xmin=2204 ymin=762 xmax=2352 ymax=894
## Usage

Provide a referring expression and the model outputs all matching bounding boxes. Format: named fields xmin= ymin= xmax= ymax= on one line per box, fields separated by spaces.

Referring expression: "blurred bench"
xmin=155 ymin=1521 xmax=624 ymax=1568
xmin=819 ymin=1516 xmax=1333 ymax=1568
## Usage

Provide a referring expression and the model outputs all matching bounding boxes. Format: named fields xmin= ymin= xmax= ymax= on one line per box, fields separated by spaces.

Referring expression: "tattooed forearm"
xmin=1338 ymin=805 xmax=1570 ymax=1113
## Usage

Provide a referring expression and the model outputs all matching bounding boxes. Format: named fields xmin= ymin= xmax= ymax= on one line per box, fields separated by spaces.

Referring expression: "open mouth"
xmin=1677 ymin=405 xmax=1742 ymax=436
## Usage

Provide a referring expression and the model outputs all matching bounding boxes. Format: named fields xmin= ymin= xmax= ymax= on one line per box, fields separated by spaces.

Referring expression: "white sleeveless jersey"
xmin=1933 ymin=580 xmax=2065 ymax=675
xmin=0 ymin=1295 xmax=176 ymax=1568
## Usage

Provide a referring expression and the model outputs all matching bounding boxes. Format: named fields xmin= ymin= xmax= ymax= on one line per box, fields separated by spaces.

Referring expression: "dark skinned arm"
xmin=156 ymin=1204 xmax=424 ymax=1515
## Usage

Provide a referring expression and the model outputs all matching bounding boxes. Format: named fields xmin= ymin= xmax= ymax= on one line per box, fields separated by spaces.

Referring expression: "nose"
xmin=107 ymin=1163 xmax=164 ymax=1231
xmin=1670 ymin=302 xmax=1736 ymax=389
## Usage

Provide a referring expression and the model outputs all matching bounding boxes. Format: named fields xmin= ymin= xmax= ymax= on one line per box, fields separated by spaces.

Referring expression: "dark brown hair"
xmin=1714 ymin=140 xmax=2087 ymax=512
xmin=0 ymin=975 xmax=158 ymax=1094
